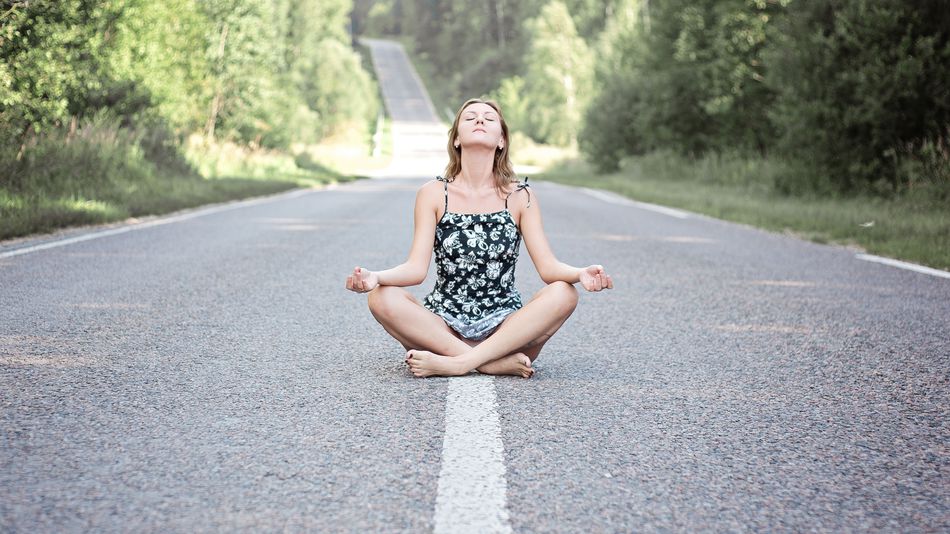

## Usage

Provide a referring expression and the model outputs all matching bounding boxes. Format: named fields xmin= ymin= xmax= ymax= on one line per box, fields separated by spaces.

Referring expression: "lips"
xmin=474 ymin=128 xmax=486 ymax=133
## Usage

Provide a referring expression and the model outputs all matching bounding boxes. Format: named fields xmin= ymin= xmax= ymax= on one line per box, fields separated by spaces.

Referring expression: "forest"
xmin=356 ymin=0 xmax=949 ymax=195
xmin=1 ymin=0 xmax=378 ymax=237
xmin=1 ymin=0 xmax=948 ymax=247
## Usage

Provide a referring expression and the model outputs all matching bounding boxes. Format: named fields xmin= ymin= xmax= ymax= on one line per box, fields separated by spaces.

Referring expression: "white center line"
xmin=0 ymin=188 xmax=317 ymax=259
xmin=434 ymin=375 xmax=513 ymax=534
xmin=855 ymin=253 xmax=950 ymax=279
xmin=581 ymin=187 xmax=690 ymax=219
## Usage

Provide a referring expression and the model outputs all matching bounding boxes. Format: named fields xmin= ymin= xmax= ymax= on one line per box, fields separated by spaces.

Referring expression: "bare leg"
xmin=407 ymin=281 xmax=578 ymax=378
xmin=367 ymin=286 xmax=533 ymax=377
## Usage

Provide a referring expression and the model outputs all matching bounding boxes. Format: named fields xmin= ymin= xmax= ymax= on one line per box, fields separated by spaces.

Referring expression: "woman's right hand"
xmin=346 ymin=266 xmax=379 ymax=293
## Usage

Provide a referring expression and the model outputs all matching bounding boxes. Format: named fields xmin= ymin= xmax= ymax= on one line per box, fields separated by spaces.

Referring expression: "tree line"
xmin=356 ymin=0 xmax=949 ymax=195
xmin=1 ymin=0 xmax=378 ymax=184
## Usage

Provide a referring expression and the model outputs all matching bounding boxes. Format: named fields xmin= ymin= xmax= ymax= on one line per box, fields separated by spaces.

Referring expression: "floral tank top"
xmin=422 ymin=176 xmax=532 ymax=341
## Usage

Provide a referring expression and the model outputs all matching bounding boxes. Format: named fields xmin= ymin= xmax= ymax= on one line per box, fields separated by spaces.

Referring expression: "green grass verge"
xmin=0 ymin=178 xmax=301 ymax=240
xmin=538 ymin=153 xmax=950 ymax=271
xmin=1 ymin=128 xmax=358 ymax=242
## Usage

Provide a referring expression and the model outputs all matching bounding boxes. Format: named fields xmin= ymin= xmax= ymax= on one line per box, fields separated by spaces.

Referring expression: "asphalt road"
xmin=1 ymin=39 xmax=948 ymax=533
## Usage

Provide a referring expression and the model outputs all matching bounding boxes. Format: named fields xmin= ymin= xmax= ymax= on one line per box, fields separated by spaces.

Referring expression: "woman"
xmin=346 ymin=98 xmax=613 ymax=378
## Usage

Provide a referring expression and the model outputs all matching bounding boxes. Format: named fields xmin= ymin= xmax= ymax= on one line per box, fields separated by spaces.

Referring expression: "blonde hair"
xmin=443 ymin=98 xmax=517 ymax=192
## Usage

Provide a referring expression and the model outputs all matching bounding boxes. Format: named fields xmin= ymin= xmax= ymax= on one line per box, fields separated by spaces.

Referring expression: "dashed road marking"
xmin=434 ymin=375 xmax=513 ymax=534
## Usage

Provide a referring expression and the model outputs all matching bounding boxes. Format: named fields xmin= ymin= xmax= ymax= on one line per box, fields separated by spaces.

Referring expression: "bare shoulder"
xmin=416 ymin=178 xmax=445 ymax=211
xmin=418 ymin=178 xmax=446 ymax=195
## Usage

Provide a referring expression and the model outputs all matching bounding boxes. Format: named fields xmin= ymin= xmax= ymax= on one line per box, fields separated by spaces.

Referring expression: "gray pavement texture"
xmin=2 ymin=177 xmax=948 ymax=532
xmin=362 ymin=38 xmax=440 ymax=123
xmin=2 ymin=37 xmax=949 ymax=533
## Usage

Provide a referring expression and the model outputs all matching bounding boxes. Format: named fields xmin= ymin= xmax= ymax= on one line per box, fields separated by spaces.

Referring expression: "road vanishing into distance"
xmin=2 ymin=39 xmax=948 ymax=533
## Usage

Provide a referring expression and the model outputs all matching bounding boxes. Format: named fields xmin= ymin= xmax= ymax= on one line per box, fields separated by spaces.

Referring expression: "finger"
xmin=606 ymin=275 xmax=613 ymax=289
xmin=346 ymin=276 xmax=353 ymax=291
xmin=357 ymin=268 xmax=367 ymax=291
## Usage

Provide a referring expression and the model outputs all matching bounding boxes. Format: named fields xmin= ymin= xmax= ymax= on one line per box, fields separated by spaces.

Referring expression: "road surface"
xmin=1 ymin=38 xmax=948 ymax=533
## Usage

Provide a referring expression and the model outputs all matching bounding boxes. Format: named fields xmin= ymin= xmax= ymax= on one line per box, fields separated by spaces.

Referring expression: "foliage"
xmin=582 ymin=0 xmax=783 ymax=167
xmin=1 ymin=0 xmax=378 ymax=151
xmin=767 ymin=0 xmax=950 ymax=193
xmin=517 ymin=1 xmax=593 ymax=146
xmin=0 ymin=0 xmax=379 ymax=238
xmin=580 ymin=0 xmax=949 ymax=195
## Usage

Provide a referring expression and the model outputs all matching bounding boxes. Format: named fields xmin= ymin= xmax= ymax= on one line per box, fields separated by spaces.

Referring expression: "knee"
xmin=367 ymin=285 xmax=400 ymax=319
xmin=546 ymin=281 xmax=578 ymax=315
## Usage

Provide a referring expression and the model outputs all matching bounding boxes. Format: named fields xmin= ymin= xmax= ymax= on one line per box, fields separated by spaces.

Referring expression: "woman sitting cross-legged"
xmin=345 ymin=98 xmax=613 ymax=378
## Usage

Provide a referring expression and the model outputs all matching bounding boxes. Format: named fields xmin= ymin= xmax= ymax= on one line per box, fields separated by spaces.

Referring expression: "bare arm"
xmin=516 ymin=188 xmax=614 ymax=291
xmin=346 ymin=181 xmax=439 ymax=292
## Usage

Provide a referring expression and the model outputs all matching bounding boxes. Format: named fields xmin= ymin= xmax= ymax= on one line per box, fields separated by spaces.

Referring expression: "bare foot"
xmin=476 ymin=353 xmax=534 ymax=378
xmin=406 ymin=350 xmax=469 ymax=378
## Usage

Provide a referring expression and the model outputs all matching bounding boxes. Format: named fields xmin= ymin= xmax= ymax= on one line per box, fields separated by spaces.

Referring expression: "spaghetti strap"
xmin=504 ymin=177 xmax=531 ymax=209
xmin=436 ymin=175 xmax=448 ymax=212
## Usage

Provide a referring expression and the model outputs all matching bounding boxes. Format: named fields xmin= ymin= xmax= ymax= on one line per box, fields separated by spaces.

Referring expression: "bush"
xmin=768 ymin=0 xmax=950 ymax=192
xmin=5 ymin=111 xmax=198 ymax=200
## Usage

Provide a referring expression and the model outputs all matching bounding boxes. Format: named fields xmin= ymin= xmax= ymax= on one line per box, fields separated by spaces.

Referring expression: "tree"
xmin=520 ymin=1 xmax=592 ymax=146
xmin=768 ymin=0 xmax=950 ymax=192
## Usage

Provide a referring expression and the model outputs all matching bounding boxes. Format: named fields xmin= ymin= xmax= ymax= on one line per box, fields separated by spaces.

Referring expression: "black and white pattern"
xmin=423 ymin=176 xmax=529 ymax=340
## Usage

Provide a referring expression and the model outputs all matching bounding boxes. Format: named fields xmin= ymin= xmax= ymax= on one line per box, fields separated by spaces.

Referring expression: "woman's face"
xmin=455 ymin=102 xmax=504 ymax=152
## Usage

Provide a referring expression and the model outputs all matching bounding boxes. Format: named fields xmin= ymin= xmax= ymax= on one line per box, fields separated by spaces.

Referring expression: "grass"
xmin=291 ymin=118 xmax=392 ymax=176
xmin=537 ymin=152 xmax=950 ymax=271
xmin=0 ymin=120 xmax=367 ymax=242
xmin=3 ymin=41 xmax=392 ymax=243
xmin=0 ymin=177 xmax=297 ymax=240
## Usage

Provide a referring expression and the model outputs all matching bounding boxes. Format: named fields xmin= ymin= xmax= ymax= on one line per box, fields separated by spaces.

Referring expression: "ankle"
xmin=456 ymin=355 xmax=477 ymax=375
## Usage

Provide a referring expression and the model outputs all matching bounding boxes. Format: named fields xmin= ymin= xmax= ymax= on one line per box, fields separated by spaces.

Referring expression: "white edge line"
xmin=580 ymin=187 xmax=690 ymax=219
xmin=855 ymin=253 xmax=950 ymax=279
xmin=0 ymin=187 xmax=318 ymax=259
xmin=569 ymin=183 xmax=948 ymax=280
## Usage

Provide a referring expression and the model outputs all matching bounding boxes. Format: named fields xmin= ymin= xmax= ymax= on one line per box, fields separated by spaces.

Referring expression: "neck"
xmin=456 ymin=147 xmax=496 ymax=190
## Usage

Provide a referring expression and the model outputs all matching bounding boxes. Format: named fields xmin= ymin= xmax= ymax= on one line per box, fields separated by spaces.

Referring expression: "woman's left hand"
xmin=579 ymin=264 xmax=613 ymax=292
